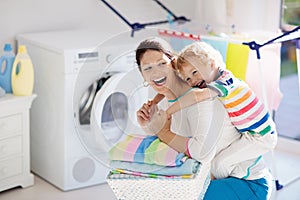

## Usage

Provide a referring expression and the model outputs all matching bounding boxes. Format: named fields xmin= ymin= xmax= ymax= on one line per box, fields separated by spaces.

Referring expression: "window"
xmin=281 ymin=0 xmax=300 ymax=29
xmin=276 ymin=0 xmax=300 ymax=141
xmin=280 ymin=0 xmax=299 ymax=77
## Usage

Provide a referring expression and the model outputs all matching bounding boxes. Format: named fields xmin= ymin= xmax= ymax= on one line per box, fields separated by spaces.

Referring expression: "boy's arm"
xmin=166 ymin=88 xmax=218 ymax=115
xmin=152 ymin=93 xmax=165 ymax=105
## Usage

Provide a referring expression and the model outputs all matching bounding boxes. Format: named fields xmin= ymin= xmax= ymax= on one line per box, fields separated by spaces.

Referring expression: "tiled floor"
xmin=0 ymin=176 xmax=116 ymax=200
xmin=268 ymin=137 xmax=300 ymax=200
xmin=271 ymin=151 xmax=300 ymax=200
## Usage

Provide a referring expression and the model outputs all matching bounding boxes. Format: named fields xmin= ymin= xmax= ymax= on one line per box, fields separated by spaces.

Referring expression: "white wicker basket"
xmin=107 ymin=163 xmax=211 ymax=200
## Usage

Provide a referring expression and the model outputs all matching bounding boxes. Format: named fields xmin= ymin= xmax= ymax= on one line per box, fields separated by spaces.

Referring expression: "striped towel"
xmin=109 ymin=135 xmax=188 ymax=166
xmin=110 ymin=168 xmax=195 ymax=179
xmin=110 ymin=159 xmax=200 ymax=176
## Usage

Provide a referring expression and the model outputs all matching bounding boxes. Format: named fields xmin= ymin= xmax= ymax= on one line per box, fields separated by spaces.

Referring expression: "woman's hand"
xmin=148 ymin=110 xmax=189 ymax=155
xmin=147 ymin=109 xmax=170 ymax=135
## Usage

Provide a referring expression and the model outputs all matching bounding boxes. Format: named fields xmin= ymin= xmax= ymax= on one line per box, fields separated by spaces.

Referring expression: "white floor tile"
xmin=269 ymin=137 xmax=300 ymax=200
xmin=0 ymin=176 xmax=117 ymax=200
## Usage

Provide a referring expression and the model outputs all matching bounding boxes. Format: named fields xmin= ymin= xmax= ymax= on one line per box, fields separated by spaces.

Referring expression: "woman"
xmin=135 ymin=37 xmax=272 ymax=200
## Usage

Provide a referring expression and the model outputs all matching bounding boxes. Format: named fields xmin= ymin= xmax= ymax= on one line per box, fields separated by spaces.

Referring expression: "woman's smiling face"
xmin=140 ymin=50 xmax=175 ymax=94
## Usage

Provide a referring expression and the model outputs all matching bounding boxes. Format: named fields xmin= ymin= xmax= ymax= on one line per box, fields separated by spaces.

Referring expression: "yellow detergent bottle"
xmin=11 ymin=45 xmax=34 ymax=96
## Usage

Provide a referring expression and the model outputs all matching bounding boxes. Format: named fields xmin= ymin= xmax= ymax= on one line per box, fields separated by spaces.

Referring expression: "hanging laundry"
xmin=166 ymin=25 xmax=197 ymax=52
xmin=164 ymin=13 xmax=200 ymax=52
xmin=246 ymin=43 xmax=282 ymax=112
xmin=169 ymin=35 xmax=196 ymax=52
xmin=201 ymin=37 xmax=228 ymax=62
xmin=226 ymin=43 xmax=250 ymax=81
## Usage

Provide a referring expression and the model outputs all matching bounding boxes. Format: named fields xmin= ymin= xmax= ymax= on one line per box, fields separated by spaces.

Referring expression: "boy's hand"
xmin=165 ymin=109 xmax=172 ymax=120
xmin=157 ymin=110 xmax=172 ymax=136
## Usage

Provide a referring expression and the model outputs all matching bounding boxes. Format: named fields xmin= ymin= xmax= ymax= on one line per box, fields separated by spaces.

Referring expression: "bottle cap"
xmin=4 ymin=43 xmax=12 ymax=52
xmin=18 ymin=45 xmax=27 ymax=53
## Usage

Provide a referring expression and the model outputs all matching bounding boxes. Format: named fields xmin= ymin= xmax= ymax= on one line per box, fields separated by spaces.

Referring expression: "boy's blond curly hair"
xmin=176 ymin=41 xmax=225 ymax=72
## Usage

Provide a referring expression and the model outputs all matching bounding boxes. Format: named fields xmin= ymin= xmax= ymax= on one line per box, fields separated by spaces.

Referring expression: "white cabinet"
xmin=0 ymin=94 xmax=36 ymax=192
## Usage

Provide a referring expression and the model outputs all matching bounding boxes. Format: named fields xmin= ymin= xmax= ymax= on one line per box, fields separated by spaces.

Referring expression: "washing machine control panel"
xmin=98 ymin=45 xmax=137 ymax=73
xmin=64 ymin=44 xmax=137 ymax=74
xmin=64 ymin=48 xmax=101 ymax=74
xmin=77 ymin=51 xmax=99 ymax=60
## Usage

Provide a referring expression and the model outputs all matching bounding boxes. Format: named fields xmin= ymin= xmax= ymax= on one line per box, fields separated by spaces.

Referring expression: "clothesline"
xmin=158 ymin=26 xmax=300 ymax=47
xmin=158 ymin=29 xmax=246 ymax=44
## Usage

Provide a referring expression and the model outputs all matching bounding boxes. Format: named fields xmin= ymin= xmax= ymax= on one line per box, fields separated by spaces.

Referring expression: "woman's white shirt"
xmin=169 ymin=97 xmax=238 ymax=161
xmin=167 ymin=97 xmax=268 ymax=180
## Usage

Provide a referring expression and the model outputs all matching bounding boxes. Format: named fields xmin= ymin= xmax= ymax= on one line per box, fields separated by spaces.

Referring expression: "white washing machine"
xmin=17 ymin=29 xmax=156 ymax=191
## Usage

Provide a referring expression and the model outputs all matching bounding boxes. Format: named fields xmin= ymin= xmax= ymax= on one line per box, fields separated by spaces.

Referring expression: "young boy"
xmin=151 ymin=41 xmax=277 ymax=179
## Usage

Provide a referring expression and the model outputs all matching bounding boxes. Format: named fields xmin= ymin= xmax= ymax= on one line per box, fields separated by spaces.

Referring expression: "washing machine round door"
xmin=88 ymin=69 xmax=150 ymax=158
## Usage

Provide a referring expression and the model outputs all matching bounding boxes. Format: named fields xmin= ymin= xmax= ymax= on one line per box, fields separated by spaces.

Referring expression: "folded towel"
xmin=109 ymin=135 xmax=188 ymax=166
xmin=110 ymin=168 xmax=196 ymax=179
xmin=110 ymin=159 xmax=200 ymax=176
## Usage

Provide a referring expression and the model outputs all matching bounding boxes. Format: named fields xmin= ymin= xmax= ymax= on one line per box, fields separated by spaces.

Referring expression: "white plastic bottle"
xmin=11 ymin=45 xmax=34 ymax=96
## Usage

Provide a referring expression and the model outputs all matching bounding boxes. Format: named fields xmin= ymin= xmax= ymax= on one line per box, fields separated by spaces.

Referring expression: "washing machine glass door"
xmin=78 ymin=74 xmax=111 ymax=125
xmin=83 ymin=69 xmax=150 ymax=164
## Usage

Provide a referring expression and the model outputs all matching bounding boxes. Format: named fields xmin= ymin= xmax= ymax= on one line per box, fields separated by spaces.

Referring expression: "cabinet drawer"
xmin=0 ymin=136 xmax=22 ymax=160
xmin=0 ymin=114 xmax=22 ymax=139
xmin=0 ymin=157 xmax=22 ymax=180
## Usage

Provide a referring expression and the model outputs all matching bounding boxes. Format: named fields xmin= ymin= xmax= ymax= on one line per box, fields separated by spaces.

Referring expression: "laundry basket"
xmin=106 ymin=163 xmax=211 ymax=200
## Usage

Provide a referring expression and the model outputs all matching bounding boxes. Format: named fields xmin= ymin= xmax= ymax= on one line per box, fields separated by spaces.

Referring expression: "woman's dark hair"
xmin=135 ymin=38 xmax=174 ymax=71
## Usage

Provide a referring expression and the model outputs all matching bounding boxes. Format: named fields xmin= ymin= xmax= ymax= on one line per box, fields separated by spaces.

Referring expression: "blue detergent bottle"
xmin=0 ymin=44 xmax=15 ymax=93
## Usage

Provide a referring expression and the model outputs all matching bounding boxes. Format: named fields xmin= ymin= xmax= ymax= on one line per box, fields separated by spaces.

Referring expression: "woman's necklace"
xmin=167 ymin=87 xmax=196 ymax=103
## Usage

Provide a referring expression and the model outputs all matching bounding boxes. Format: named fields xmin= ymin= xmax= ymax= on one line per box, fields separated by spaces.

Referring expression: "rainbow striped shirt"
xmin=208 ymin=69 xmax=275 ymax=136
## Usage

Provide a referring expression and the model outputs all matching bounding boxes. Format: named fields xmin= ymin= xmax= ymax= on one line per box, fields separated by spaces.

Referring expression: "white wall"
xmin=0 ymin=0 xmax=196 ymax=53
xmin=0 ymin=0 xmax=281 ymax=54
xmin=194 ymin=0 xmax=282 ymax=34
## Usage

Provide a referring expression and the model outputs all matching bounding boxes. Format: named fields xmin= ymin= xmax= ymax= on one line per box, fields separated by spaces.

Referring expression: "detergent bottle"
xmin=0 ymin=43 xmax=15 ymax=93
xmin=11 ymin=45 xmax=34 ymax=96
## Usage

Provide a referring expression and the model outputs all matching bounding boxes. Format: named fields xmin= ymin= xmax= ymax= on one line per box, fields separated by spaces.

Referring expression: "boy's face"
xmin=180 ymin=57 xmax=215 ymax=88
xmin=179 ymin=62 xmax=210 ymax=88
xmin=179 ymin=55 xmax=218 ymax=87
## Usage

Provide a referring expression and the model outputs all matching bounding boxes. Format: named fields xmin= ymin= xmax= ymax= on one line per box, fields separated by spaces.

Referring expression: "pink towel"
xmin=246 ymin=43 xmax=283 ymax=112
